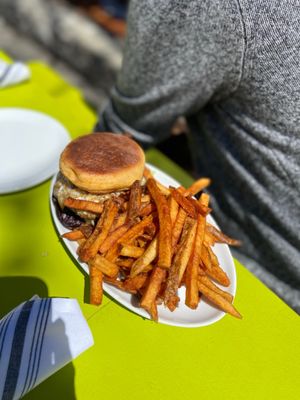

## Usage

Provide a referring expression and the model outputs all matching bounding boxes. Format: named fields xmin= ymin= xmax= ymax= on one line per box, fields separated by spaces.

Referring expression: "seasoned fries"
xmin=79 ymin=200 xmax=118 ymax=262
xmin=147 ymin=179 xmax=172 ymax=269
xmin=127 ymin=180 xmax=142 ymax=222
xmin=185 ymin=193 xmax=209 ymax=309
xmin=89 ymin=264 xmax=103 ymax=305
xmin=64 ymin=198 xmax=104 ymax=214
xmin=61 ymin=168 xmax=242 ymax=322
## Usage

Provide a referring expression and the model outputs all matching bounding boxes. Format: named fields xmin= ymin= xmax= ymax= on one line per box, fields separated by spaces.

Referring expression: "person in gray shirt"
xmin=97 ymin=0 xmax=300 ymax=312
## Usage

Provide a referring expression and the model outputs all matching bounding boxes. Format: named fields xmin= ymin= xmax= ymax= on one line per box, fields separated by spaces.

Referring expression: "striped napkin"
xmin=0 ymin=297 xmax=94 ymax=400
xmin=0 ymin=60 xmax=30 ymax=89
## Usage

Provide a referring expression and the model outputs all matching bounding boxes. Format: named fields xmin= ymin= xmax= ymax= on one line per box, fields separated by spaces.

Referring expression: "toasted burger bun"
xmin=60 ymin=132 xmax=145 ymax=193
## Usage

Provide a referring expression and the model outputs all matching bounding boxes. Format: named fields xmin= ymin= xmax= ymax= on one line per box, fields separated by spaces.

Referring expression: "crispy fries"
xmin=127 ymin=180 xmax=142 ymax=222
xmin=62 ymin=229 xmax=85 ymax=241
xmin=171 ymin=208 xmax=187 ymax=249
xmin=64 ymin=198 xmax=104 ymax=214
xmin=185 ymin=193 xmax=209 ymax=308
xmin=140 ymin=267 xmax=166 ymax=320
xmin=62 ymin=169 xmax=241 ymax=321
xmin=99 ymin=223 xmax=132 ymax=254
xmin=170 ymin=187 xmax=197 ymax=218
xmin=120 ymin=244 xmax=145 ymax=258
xmin=198 ymin=274 xmax=233 ymax=303
xmin=205 ymin=224 xmax=241 ymax=246
xmin=147 ymin=179 xmax=172 ymax=269
xmin=185 ymin=177 xmax=211 ymax=196
xmin=79 ymin=200 xmax=118 ymax=262
xmin=89 ymin=264 xmax=103 ymax=305
xmin=130 ymin=236 xmax=158 ymax=278
xmin=91 ymin=254 xmax=119 ymax=278
xmin=197 ymin=281 xmax=241 ymax=319
xmin=143 ymin=167 xmax=170 ymax=195
xmin=164 ymin=217 xmax=197 ymax=311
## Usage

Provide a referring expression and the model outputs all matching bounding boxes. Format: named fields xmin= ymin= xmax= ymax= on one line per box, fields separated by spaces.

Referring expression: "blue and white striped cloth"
xmin=0 ymin=60 xmax=30 ymax=89
xmin=0 ymin=297 xmax=94 ymax=400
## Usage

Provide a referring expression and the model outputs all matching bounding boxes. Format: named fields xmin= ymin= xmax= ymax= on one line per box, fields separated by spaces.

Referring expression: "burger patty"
xmin=53 ymin=173 xmax=127 ymax=220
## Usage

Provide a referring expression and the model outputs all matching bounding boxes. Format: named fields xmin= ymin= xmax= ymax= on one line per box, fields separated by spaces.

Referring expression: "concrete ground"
xmin=0 ymin=0 xmax=123 ymax=110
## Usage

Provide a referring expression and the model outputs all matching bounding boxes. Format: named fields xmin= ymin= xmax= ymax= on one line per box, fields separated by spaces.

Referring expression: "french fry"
xmin=150 ymin=302 xmax=158 ymax=322
xmin=138 ymin=202 xmax=156 ymax=217
xmin=206 ymin=245 xmax=231 ymax=287
xmin=141 ymin=194 xmax=151 ymax=203
xmin=136 ymin=238 xmax=148 ymax=248
xmin=164 ymin=218 xmax=197 ymax=311
xmin=147 ymin=179 xmax=172 ymax=269
xmin=130 ymin=236 xmax=158 ymax=277
xmin=111 ymin=212 xmax=127 ymax=231
xmin=140 ymin=267 xmax=166 ymax=317
xmin=103 ymin=275 xmax=123 ymax=290
xmin=185 ymin=195 xmax=209 ymax=308
xmin=168 ymin=195 xmax=179 ymax=226
xmin=185 ymin=256 xmax=199 ymax=310
xmin=201 ymin=244 xmax=212 ymax=270
xmin=171 ymin=208 xmax=187 ymax=249
xmin=198 ymin=281 xmax=241 ymax=318
xmin=64 ymin=197 xmax=104 ymax=214
xmin=105 ymin=215 xmax=154 ymax=262
xmin=178 ymin=219 xmax=197 ymax=283
xmin=144 ymin=222 xmax=157 ymax=238
xmin=203 ymin=231 xmax=216 ymax=247
xmin=198 ymin=274 xmax=233 ymax=303
xmin=122 ymin=273 xmax=148 ymax=294
xmin=205 ymin=224 xmax=241 ymax=246
xmin=99 ymin=223 xmax=132 ymax=254
xmin=62 ymin=229 xmax=84 ymax=241
xmin=120 ymin=215 xmax=153 ymax=243
xmin=89 ymin=264 xmax=103 ymax=305
xmin=143 ymin=166 xmax=153 ymax=180
xmin=116 ymin=258 xmax=135 ymax=269
xmin=91 ymin=254 xmax=119 ymax=278
xmin=143 ymin=167 xmax=170 ymax=195
xmin=79 ymin=200 xmax=118 ymax=262
xmin=127 ymin=180 xmax=142 ymax=222
xmin=156 ymin=182 xmax=171 ymax=196
xmin=120 ymin=244 xmax=145 ymax=258
xmin=79 ymin=223 xmax=94 ymax=238
xmin=187 ymin=195 xmax=212 ymax=216
xmin=185 ymin=177 xmax=211 ymax=195
xmin=170 ymin=187 xmax=197 ymax=218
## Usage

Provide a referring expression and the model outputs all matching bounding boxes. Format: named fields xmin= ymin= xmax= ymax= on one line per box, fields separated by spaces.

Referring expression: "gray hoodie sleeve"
xmin=100 ymin=0 xmax=245 ymax=144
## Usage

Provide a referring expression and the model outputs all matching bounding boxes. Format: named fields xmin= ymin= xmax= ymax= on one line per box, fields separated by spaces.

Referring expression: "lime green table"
xmin=0 ymin=54 xmax=299 ymax=400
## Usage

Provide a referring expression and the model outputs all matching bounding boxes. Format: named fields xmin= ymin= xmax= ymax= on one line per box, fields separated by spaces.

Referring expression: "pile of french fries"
xmin=62 ymin=168 xmax=242 ymax=321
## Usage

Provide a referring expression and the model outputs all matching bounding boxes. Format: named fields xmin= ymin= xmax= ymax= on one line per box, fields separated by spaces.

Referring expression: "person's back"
xmin=99 ymin=0 xmax=300 ymax=311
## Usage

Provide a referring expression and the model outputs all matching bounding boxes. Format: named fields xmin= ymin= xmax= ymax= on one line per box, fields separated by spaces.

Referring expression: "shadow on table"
xmin=0 ymin=276 xmax=77 ymax=400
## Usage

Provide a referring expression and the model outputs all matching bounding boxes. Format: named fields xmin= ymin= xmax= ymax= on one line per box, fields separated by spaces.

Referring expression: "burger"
xmin=52 ymin=132 xmax=145 ymax=228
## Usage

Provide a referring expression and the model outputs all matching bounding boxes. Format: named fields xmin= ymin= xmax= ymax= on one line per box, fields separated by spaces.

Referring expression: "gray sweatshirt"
xmin=99 ymin=0 xmax=300 ymax=312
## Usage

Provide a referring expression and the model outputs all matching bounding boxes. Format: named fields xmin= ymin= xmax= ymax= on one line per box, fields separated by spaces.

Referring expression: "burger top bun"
xmin=60 ymin=132 xmax=145 ymax=193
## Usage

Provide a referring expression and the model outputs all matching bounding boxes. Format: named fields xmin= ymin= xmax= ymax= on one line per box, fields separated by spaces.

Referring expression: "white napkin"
xmin=0 ymin=60 xmax=30 ymax=89
xmin=0 ymin=297 xmax=94 ymax=400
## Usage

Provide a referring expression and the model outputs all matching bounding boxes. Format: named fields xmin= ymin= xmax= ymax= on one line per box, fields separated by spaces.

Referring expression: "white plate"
xmin=0 ymin=108 xmax=70 ymax=194
xmin=50 ymin=165 xmax=236 ymax=327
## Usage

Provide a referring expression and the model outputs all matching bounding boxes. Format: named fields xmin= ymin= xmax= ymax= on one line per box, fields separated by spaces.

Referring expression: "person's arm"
xmin=99 ymin=0 xmax=245 ymax=145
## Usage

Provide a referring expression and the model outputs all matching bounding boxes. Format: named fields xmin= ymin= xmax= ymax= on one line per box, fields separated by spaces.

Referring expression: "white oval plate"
xmin=50 ymin=164 xmax=236 ymax=327
xmin=0 ymin=108 xmax=70 ymax=194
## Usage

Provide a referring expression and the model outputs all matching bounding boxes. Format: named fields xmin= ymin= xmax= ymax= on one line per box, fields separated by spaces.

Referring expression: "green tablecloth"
xmin=0 ymin=53 xmax=299 ymax=400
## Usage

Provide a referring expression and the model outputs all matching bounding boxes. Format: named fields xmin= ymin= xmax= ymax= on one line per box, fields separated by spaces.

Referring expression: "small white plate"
xmin=50 ymin=164 xmax=237 ymax=327
xmin=0 ymin=108 xmax=70 ymax=194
